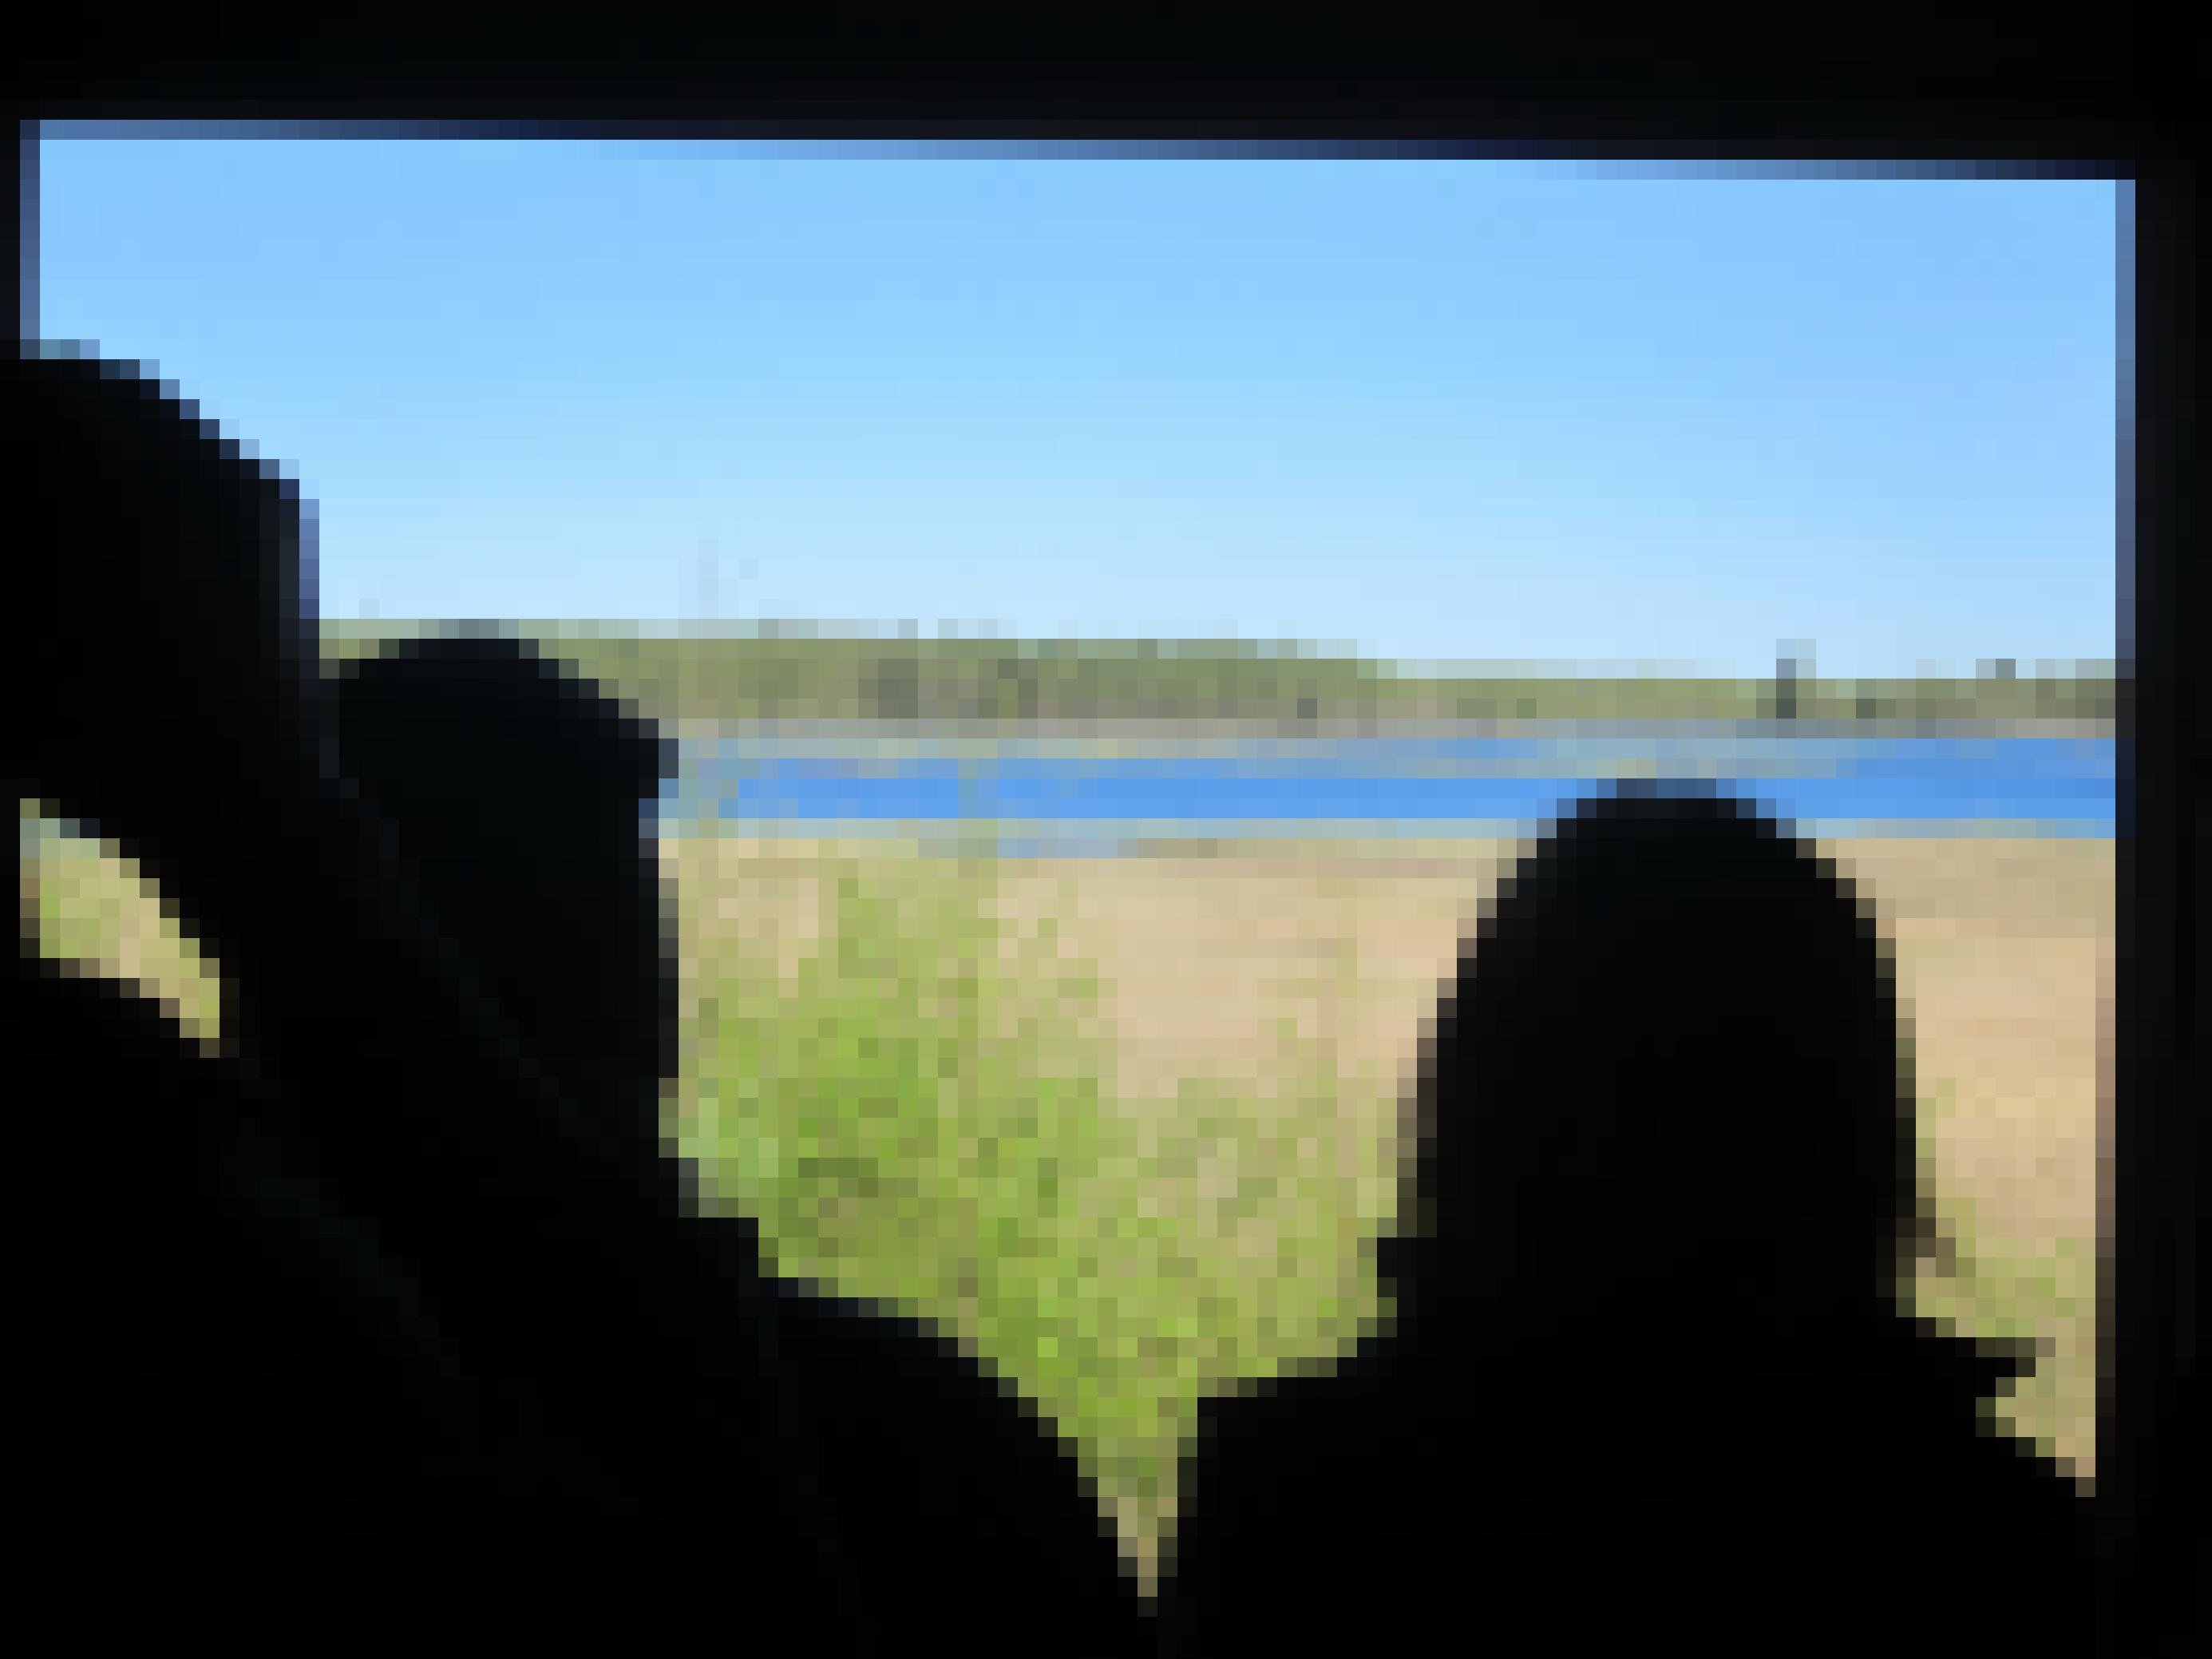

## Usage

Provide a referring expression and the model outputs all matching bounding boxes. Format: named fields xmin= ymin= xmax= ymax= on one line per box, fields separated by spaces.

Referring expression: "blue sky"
xmin=34 ymin=137 xmax=2119 ymax=679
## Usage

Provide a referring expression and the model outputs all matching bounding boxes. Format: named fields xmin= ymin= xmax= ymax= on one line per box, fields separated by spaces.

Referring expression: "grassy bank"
xmin=22 ymin=806 xmax=2100 ymax=1592
xmin=667 ymin=833 xmax=1396 ymax=1589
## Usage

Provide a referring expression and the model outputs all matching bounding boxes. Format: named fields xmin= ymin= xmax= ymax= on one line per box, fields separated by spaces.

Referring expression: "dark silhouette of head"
xmin=326 ymin=626 xmax=678 ymax=1162
xmin=11 ymin=346 xmax=328 ymax=960
xmin=18 ymin=346 xmax=964 ymax=1657
xmin=1158 ymin=778 xmax=2091 ymax=1658
xmin=1379 ymin=779 xmax=1954 ymax=1396
xmin=326 ymin=628 xmax=1158 ymax=1655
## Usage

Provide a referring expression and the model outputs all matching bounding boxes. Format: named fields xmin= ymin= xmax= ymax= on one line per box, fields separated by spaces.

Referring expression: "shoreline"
xmin=655 ymin=823 xmax=2119 ymax=864
xmin=665 ymin=715 xmax=2117 ymax=754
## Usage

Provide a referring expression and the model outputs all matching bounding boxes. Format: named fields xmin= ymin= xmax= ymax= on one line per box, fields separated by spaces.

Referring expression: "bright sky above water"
xmin=34 ymin=137 xmax=2119 ymax=679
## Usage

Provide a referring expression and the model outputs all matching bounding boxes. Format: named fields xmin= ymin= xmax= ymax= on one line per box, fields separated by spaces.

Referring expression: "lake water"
xmin=656 ymin=727 xmax=2116 ymax=855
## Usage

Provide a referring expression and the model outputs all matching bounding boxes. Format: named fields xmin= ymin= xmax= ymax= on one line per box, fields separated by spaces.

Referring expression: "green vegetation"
xmin=1909 ymin=1076 xmax=2099 ymax=1472
xmin=22 ymin=804 xmax=2096 ymax=1586
xmin=18 ymin=806 xmax=225 ymax=1046
xmin=318 ymin=622 xmax=2120 ymax=729
xmin=672 ymin=838 xmax=1397 ymax=1586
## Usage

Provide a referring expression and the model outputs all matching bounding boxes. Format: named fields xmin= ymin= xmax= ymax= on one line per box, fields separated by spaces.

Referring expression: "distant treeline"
xmin=318 ymin=624 xmax=2119 ymax=727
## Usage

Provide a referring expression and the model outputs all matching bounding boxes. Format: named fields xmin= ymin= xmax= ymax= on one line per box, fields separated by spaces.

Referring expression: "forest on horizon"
xmin=315 ymin=622 xmax=2120 ymax=728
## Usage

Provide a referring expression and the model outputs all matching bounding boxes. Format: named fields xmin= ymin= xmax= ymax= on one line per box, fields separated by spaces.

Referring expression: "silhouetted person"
xmin=326 ymin=628 xmax=1153 ymax=1654
xmin=15 ymin=928 xmax=521 ymax=1649
xmin=1157 ymin=781 xmax=2095 ymax=1655
xmin=14 ymin=345 xmax=880 ymax=1654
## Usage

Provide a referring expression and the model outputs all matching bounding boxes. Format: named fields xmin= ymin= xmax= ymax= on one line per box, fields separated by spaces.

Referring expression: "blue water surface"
xmin=658 ymin=730 xmax=2115 ymax=850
